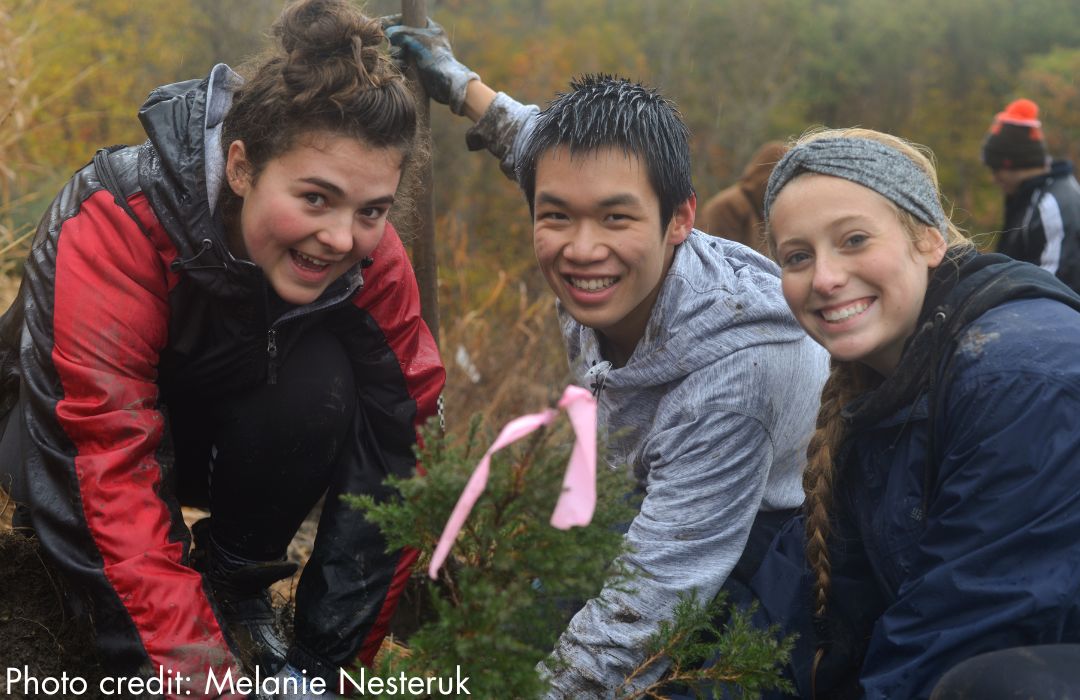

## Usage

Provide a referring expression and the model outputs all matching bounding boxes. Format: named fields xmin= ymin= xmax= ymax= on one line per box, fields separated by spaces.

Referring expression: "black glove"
xmin=382 ymin=16 xmax=479 ymax=116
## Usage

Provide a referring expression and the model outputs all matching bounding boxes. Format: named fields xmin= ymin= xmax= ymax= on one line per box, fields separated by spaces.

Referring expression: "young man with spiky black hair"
xmin=387 ymin=21 xmax=828 ymax=698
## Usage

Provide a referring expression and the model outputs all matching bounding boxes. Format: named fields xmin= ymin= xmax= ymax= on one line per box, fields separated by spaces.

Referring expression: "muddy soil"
xmin=0 ymin=527 xmax=111 ymax=699
xmin=0 ymin=500 xmax=422 ymax=700
xmin=0 ymin=502 xmax=310 ymax=700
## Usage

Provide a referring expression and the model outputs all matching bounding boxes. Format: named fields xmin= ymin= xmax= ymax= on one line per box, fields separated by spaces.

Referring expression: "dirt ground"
xmin=0 ymin=488 xmax=422 ymax=699
xmin=0 ymin=525 xmax=110 ymax=699
xmin=0 ymin=496 xmax=319 ymax=700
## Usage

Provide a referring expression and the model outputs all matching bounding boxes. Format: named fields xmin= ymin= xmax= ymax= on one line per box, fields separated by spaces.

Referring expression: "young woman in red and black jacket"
xmin=0 ymin=0 xmax=444 ymax=695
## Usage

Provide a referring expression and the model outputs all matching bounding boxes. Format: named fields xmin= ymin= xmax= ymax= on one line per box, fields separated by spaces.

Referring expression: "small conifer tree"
xmin=347 ymin=415 xmax=794 ymax=699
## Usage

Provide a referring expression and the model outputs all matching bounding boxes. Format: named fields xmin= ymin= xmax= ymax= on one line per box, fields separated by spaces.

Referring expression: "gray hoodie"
xmin=542 ymin=230 xmax=829 ymax=697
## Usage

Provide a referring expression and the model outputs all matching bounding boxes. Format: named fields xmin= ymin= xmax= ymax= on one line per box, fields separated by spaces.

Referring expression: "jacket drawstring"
xmin=169 ymin=238 xmax=215 ymax=272
xmin=584 ymin=360 xmax=612 ymax=398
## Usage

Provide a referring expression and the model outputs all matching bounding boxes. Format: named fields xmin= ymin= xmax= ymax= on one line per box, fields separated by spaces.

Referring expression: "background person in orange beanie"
xmin=982 ymin=98 xmax=1080 ymax=293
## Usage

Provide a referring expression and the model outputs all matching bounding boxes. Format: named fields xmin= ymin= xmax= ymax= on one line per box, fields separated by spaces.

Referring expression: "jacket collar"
xmin=1011 ymin=159 xmax=1075 ymax=201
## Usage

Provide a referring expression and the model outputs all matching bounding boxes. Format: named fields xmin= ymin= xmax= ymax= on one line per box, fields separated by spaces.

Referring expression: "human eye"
xmin=845 ymin=232 xmax=869 ymax=247
xmin=358 ymin=206 xmax=388 ymax=221
xmin=605 ymin=212 xmax=634 ymax=225
xmin=537 ymin=210 xmax=569 ymax=222
xmin=781 ymin=250 xmax=811 ymax=268
xmin=303 ymin=192 xmax=326 ymax=207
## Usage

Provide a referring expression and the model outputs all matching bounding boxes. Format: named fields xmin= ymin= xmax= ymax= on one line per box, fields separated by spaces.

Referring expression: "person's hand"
xmin=381 ymin=16 xmax=479 ymax=115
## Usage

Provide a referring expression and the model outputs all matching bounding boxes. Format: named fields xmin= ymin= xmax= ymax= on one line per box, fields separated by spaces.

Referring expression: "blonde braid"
xmin=803 ymin=360 xmax=873 ymax=695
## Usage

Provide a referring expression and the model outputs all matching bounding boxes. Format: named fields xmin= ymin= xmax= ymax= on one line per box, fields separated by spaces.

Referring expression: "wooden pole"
xmin=401 ymin=0 xmax=440 ymax=347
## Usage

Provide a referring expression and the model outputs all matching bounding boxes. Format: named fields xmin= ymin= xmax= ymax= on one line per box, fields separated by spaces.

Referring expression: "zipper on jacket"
xmin=267 ymin=328 xmax=279 ymax=385
xmin=261 ymin=265 xmax=366 ymax=386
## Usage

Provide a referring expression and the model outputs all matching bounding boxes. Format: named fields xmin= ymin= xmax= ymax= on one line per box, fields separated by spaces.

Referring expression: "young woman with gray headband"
xmin=749 ymin=127 xmax=1080 ymax=699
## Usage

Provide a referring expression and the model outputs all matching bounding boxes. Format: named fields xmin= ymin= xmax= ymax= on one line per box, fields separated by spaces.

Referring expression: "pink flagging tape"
xmin=427 ymin=385 xmax=597 ymax=579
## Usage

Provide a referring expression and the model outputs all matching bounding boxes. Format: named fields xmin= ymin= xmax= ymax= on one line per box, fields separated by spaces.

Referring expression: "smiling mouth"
xmin=291 ymin=250 xmax=332 ymax=271
xmin=819 ymin=299 xmax=872 ymax=322
xmin=567 ymin=276 xmax=618 ymax=292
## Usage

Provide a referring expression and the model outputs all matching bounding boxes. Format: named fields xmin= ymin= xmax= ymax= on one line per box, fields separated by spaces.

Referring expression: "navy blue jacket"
xmin=752 ymin=252 xmax=1080 ymax=699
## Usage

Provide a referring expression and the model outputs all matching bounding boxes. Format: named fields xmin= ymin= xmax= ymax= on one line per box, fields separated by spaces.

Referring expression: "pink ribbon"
xmin=427 ymin=385 xmax=597 ymax=579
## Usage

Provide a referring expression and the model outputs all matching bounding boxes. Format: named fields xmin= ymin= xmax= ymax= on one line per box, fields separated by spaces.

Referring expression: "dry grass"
xmin=0 ymin=7 xmax=29 ymax=533
xmin=433 ymin=214 xmax=570 ymax=436
xmin=0 ymin=485 xmax=13 ymax=531
xmin=0 ymin=4 xmax=37 ymax=303
xmin=0 ymin=275 xmax=20 ymax=311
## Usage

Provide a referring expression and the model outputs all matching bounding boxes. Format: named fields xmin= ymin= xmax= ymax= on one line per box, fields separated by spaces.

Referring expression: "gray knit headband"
xmin=763 ymin=137 xmax=947 ymax=233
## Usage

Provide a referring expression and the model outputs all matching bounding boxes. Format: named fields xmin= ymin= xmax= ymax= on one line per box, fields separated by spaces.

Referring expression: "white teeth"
xmin=294 ymin=251 xmax=329 ymax=268
xmin=821 ymin=300 xmax=869 ymax=322
xmin=569 ymin=277 xmax=617 ymax=291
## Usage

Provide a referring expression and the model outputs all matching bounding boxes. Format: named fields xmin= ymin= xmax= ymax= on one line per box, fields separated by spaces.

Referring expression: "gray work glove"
xmin=382 ymin=16 xmax=479 ymax=115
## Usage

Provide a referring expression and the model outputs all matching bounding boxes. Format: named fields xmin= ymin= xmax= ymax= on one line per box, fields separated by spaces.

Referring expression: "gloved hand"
xmin=382 ymin=16 xmax=479 ymax=115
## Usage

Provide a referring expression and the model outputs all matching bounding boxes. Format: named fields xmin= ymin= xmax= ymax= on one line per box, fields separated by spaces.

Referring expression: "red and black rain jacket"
xmin=0 ymin=67 xmax=444 ymax=695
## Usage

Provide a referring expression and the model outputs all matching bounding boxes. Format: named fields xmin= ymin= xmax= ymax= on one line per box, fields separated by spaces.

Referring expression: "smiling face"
xmin=532 ymin=146 xmax=695 ymax=364
xmin=769 ymin=174 xmax=946 ymax=376
xmin=226 ymin=131 xmax=403 ymax=305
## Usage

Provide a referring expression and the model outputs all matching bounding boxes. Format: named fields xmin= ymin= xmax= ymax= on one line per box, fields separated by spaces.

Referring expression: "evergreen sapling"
xmin=347 ymin=414 xmax=795 ymax=699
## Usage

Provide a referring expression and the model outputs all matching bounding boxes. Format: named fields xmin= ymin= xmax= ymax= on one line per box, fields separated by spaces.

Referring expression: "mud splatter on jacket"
xmin=0 ymin=65 xmax=444 ymax=692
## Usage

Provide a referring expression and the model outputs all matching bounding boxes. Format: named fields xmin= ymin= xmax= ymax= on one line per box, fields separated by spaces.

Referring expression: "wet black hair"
xmin=516 ymin=74 xmax=694 ymax=231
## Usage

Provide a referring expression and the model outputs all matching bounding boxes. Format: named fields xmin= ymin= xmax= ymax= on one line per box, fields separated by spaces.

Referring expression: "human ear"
xmin=667 ymin=193 xmax=697 ymax=245
xmin=225 ymin=140 xmax=252 ymax=197
xmin=917 ymin=225 xmax=948 ymax=268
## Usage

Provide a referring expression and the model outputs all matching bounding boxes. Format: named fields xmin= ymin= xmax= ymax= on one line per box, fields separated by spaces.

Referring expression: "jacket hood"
xmin=845 ymin=249 xmax=1080 ymax=430
xmin=136 ymin=64 xmax=249 ymax=297
xmin=560 ymin=230 xmax=807 ymax=392
xmin=1050 ymin=158 xmax=1075 ymax=178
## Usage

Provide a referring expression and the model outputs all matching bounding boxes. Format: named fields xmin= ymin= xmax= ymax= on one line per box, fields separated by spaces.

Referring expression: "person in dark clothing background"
xmin=982 ymin=97 xmax=1080 ymax=293
xmin=0 ymin=1 xmax=444 ymax=697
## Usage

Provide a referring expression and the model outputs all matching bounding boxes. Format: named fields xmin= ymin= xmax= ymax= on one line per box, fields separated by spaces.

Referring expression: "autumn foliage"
xmin=8 ymin=0 xmax=1080 ymax=424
